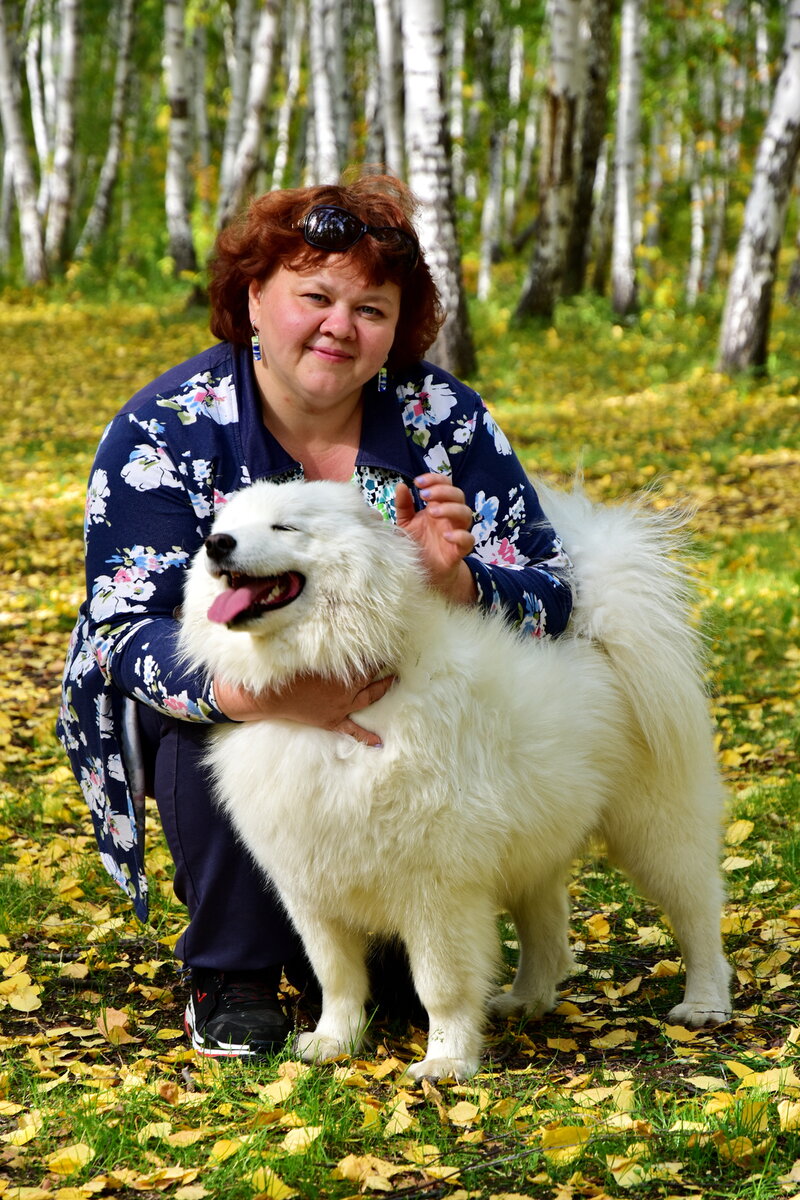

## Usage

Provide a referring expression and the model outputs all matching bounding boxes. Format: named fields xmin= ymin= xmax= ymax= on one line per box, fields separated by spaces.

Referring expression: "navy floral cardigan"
xmin=57 ymin=343 xmax=573 ymax=920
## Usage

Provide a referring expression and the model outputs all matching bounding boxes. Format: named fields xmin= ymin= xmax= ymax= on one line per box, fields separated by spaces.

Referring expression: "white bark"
xmin=718 ymin=0 xmax=800 ymax=372
xmin=0 ymin=0 xmax=48 ymax=282
xmin=516 ymin=0 xmax=583 ymax=320
xmin=372 ymin=0 xmax=404 ymax=176
xmin=610 ymin=0 xmax=643 ymax=316
xmin=477 ymin=127 xmax=504 ymax=300
xmin=75 ymin=0 xmax=136 ymax=256
xmin=502 ymin=13 xmax=524 ymax=235
xmin=44 ymin=0 xmax=79 ymax=262
xmin=308 ymin=0 xmax=340 ymax=182
xmin=271 ymin=0 xmax=305 ymax=190
xmin=163 ymin=0 xmax=198 ymax=272
xmin=447 ymin=4 xmax=466 ymax=198
xmin=402 ymin=0 xmax=475 ymax=375
xmin=23 ymin=0 xmax=50 ymax=215
xmin=216 ymin=0 xmax=282 ymax=226
xmin=217 ymin=0 xmax=255 ymax=210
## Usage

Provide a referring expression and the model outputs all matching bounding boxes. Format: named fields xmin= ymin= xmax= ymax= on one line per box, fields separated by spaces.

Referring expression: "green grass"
xmin=0 ymin=282 xmax=798 ymax=1199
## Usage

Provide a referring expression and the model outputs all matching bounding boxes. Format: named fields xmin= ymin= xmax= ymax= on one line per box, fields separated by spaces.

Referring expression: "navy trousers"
xmin=137 ymin=703 xmax=306 ymax=972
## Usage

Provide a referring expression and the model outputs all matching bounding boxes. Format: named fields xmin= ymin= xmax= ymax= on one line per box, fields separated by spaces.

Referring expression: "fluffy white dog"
xmin=179 ymin=478 xmax=732 ymax=1080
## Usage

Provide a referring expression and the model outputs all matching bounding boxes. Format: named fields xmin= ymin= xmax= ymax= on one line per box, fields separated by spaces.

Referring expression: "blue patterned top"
xmin=56 ymin=342 xmax=573 ymax=919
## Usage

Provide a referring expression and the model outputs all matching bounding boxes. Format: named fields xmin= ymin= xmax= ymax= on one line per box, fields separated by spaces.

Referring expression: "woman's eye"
xmin=359 ymin=305 xmax=383 ymax=317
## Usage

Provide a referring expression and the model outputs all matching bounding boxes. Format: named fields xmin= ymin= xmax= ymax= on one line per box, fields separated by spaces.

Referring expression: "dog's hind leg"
xmin=292 ymin=917 xmax=371 ymax=1063
xmin=403 ymin=894 xmax=499 ymax=1082
xmin=603 ymin=788 xmax=732 ymax=1027
xmin=488 ymin=876 xmax=575 ymax=1020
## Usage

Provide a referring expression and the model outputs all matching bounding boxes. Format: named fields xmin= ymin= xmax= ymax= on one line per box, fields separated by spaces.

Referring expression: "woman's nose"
xmin=319 ymin=305 xmax=355 ymax=339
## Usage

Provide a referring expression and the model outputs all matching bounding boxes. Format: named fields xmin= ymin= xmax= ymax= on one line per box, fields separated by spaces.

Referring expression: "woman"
xmin=57 ymin=174 xmax=573 ymax=1059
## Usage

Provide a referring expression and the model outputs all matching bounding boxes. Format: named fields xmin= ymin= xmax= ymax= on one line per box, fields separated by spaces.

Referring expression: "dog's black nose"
xmin=205 ymin=532 xmax=237 ymax=562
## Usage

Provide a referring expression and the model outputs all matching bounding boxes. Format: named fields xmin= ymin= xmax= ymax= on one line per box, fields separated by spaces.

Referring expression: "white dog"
xmin=179 ymin=478 xmax=732 ymax=1081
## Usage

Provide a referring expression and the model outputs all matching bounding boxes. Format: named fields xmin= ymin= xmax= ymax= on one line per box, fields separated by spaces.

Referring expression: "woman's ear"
xmin=247 ymin=278 xmax=262 ymax=325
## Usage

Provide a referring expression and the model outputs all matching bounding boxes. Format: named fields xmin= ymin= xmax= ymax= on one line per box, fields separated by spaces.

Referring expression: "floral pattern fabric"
xmin=57 ymin=343 xmax=573 ymax=919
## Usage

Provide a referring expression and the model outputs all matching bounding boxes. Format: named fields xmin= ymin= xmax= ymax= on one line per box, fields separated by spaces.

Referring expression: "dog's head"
xmin=179 ymin=479 xmax=427 ymax=690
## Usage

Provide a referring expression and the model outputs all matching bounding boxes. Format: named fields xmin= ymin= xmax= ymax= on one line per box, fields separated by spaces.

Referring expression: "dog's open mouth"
xmin=207 ymin=571 xmax=306 ymax=626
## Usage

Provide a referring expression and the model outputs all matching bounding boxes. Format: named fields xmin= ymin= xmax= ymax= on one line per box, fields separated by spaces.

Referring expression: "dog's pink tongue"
xmin=207 ymin=581 xmax=272 ymax=625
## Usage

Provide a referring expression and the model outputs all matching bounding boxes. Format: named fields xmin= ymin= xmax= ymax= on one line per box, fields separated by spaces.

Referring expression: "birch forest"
xmin=1 ymin=0 xmax=800 ymax=375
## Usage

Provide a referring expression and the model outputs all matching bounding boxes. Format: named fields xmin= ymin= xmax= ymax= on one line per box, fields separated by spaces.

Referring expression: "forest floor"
xmin=1 ymin=286 xmax=798 ymax=1200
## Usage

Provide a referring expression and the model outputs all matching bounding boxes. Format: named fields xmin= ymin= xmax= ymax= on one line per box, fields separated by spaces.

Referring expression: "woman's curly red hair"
xmin=208 ymin=174 xmax=444 ymax=369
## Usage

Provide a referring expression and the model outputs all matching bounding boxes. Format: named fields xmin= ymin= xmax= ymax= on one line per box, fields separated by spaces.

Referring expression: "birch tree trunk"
xmin=563 ymin=0 xmax=612 ymax=296
xmin=216 ymin=0 xmax=282 ymax=227
xmin=308 ymin=0 xmax=341 ymax=182
xmin=717 ymin=0 xmax=800 ymax=373
xmin=163 ymin=0 xmax=198 ymax=272
xmin=217 ymin=0 xmax=254 ymax=213
xmin=43 ymin=0 xmax=78 ymax=263
xmin=610 ymin=0 xmax=643 ymax=316
xmin=373 ymin=0 xmax=404 ymax=176
xmin=271 ymin=0 xmax=305 ymax=190
xmin=515 ymin=0 xmax=583 ymax=321
xmin=402 ymin=0 xmax=476 ymax=375
xmin=75 ymin=0 xmax=136 ymax=256
xmin=23 ymin=0 xmax=50 ymax=216
xmin=0 ymin=1 xmax=48 ymax=282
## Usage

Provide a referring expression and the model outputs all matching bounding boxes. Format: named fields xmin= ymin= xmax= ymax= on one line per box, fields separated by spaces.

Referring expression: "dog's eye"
xmin=271 ymin=523 xmax=299 ymax=533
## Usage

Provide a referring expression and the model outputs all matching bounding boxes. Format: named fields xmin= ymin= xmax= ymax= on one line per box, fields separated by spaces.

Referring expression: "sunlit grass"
xmin=1 ymin=285 xmax=798 ymax=1198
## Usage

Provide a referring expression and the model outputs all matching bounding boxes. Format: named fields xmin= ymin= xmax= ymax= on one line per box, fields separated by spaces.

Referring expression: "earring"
xmin=378 ymin=364 xmax=388 ymax=392
xmin=251 ymin=326 xmax=262 ymax=362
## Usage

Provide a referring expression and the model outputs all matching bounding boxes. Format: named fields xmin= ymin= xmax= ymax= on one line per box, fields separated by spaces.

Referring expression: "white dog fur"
xmin=179 ymin=478 xmax=732 ymax=1080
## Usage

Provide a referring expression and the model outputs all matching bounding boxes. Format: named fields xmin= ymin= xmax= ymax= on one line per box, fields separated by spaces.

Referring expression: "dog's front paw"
xmin=294 ymin=1031 xmax=349 ymax=1063
xmin=667 ymin=1000 xmax=731 ymax=1028
xmin=406 ymin=1056 xmax=479 ymax=1083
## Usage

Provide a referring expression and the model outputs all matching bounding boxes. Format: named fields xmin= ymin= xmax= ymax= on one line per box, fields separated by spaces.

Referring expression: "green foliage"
xmin=0 ymin=287 xmax=798 ymax=1198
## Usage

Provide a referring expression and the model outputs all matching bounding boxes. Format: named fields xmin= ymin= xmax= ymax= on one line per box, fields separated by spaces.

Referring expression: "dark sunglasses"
xmin=301 ymin=205 xmax=419 ymax=270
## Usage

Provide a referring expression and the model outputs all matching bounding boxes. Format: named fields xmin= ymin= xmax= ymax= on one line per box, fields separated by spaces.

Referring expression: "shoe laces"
xmin=217 ymin=975 xmax=278 ymax=1010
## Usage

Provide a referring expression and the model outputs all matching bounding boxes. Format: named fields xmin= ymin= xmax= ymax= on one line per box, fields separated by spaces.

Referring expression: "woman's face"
xmin=247 ymin=262 xmax=401 ymax=417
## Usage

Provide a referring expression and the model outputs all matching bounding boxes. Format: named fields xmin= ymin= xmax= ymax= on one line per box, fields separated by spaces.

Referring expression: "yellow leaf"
xmin=541 ymin=1124 xmax=593 ymax=1163
xmin=45 ymin=1142 xmax=95 ymax=1175
xmin=606 ymin=1154 xmax=649 ymax=1187
xmin=590 ymin=1028 xmax=637 ymax=1049
xmin=778 ymin=1101 xmax=800 ymax=1132
xmin=585 ymin=914 xmax=611 ymax=940
xmin=96 ymin=1008 xmax=138 ymax=1044
xmin=167 ymin=1128 xmax=211 ymax=1147
xmin=713 ymin=1132 xmax=754 ymax=1165
xmin=137 ymin=1121 xmax=172 ymax=1143
xmin=722 ymin=856 xmax=753 ymax=872
xmin=547 ymin=1037 xmax=579 ymax=1052
xmin=208 ymin=1138 xmax=245 ymax=1163
xmin=59 ymin=961 xmax=89 ymax=980
xmin=281 ymin=1126 xmax=322 ymax=1154
xmin=260 ymin=1076 xmax=296 ymax=1104
xmin=249 ymin=1166 xmax=298 ymax=1198
xmin=1 ymin=1110 xmax=43 ymax=1145
xmin=6 ymin=982 xmax=43 ymax=1013
xmin=384 ymin=1099 xmax=417 ymax=1136
xmin=736 ymin=1066 xmax=800 ymax=1092
xmin=333 ymin=1153 xmax=402 ymax=1184
xmin=725 ymin=819 xmax=754 ymax=845
xmin=665 ymin=1025 xmax=701 ymax=1042
xmin=447 ymin=1100 xmax=480 ymax=1125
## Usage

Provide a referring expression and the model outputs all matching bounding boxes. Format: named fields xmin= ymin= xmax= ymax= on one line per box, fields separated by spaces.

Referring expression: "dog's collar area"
xmin=207 ymin=571 xmax=306 ymax=626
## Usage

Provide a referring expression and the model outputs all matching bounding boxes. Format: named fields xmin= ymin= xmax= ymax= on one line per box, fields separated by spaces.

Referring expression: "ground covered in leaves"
xmin=1 ymin=288 xmax=798 ymax=1200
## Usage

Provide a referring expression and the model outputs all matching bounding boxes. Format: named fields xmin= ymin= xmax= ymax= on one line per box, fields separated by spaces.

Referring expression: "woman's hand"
xmin=213 ymin=671 xmax=395 ymax=746
xmin=396 ymin=473 xmax=477 ymax=604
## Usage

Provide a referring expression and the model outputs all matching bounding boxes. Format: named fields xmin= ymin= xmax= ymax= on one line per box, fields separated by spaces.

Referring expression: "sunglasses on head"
xmin=301 ymin=205 xmax=419 ymax=270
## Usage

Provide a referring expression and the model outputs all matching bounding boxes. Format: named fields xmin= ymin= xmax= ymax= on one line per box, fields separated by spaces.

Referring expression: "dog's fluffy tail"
xmin=537 ymin=480 xmax=712 ymax=766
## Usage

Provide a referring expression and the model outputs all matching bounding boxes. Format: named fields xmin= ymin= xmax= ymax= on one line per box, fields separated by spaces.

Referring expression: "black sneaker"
xmin=184 ymin=968 xmax=290 ymax=1058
